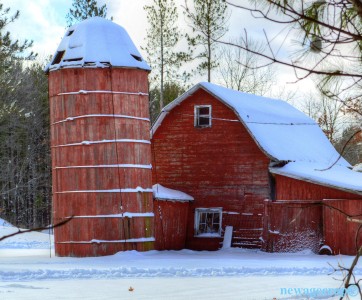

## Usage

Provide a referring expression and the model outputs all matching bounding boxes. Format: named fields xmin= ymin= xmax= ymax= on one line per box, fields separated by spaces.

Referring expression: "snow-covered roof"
xmin=153 ymin=184 xmax=194 ymax=202
xmin=45 ymin=17 xmax=150 ymax=73
xmin=152 ymin=82 xmax=362 ymax=195
xmin=270 ymin=162 xmax=362 ymax=195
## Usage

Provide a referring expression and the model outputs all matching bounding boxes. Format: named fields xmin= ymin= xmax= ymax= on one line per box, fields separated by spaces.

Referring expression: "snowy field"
xmin=0 ymin=222 xmax=361 ymax=300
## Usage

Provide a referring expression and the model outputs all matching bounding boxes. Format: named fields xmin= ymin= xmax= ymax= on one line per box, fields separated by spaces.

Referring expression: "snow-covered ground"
xmin=0 ymin=223 xmax=361 ymax=299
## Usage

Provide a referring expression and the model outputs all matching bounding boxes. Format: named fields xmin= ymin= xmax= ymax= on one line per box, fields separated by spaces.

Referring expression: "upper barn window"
xmin=194 ymin=105 xmax=212 ymax=127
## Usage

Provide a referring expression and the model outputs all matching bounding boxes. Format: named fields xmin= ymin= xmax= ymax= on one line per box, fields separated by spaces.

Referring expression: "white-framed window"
xmin=194 ymin=207 xmax=222 ymax=237
xmin=194 ymin=105 xmax=212 ymax=127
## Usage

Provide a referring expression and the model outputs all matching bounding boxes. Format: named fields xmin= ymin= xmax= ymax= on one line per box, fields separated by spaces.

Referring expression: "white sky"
xmin=0 ymin=1 xmax=288 ymax=59
xmin=0 ymin=0 xmax=313 ymax=99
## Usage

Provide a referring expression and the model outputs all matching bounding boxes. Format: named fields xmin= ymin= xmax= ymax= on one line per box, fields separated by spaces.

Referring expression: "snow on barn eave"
xmin=270 ymin=162 xmax=362 ymax=196
xmin=44 ymin=17 xmax=150 ymax=73
xmin=153 ymin=184 xmax=194 ymax=202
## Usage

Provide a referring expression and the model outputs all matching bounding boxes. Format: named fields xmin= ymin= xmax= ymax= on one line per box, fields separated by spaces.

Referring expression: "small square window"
xmin=195 ymin=208 xmax=222 ymax=237
xmin=194 ymin=105 xmax=212 ymax=127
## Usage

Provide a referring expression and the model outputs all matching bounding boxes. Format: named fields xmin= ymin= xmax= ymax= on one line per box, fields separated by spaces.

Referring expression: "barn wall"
xmin=274 ymin=175 xmax=362 ymax=200
xmin=49 ymin=68 xmax=154 ymax=257
xmin=323 ymin=199 xmax=362 ymax=255
xmin=151 ymin=89 xmax=271 ymax=250
xmin=272 ymin=175 xmax=362 ymax=254
xmin=263 ymin=200 xmax=323 ymax=253
xmin=153 ymin=200 xmax=190 ymax=250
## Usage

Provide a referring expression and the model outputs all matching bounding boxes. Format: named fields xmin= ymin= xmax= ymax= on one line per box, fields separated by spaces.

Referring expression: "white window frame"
xmin=194 ymin=105 xmax=212 ymax=128
xmin=194 ymin=207 xmax=222 ymax=237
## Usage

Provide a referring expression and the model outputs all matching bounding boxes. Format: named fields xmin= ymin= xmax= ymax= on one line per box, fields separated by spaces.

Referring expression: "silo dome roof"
xmin=45 ymin=17 xmax=150 ymax=72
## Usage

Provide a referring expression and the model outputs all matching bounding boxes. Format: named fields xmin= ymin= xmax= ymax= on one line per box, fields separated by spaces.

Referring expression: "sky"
xmin=0 ymin=0 xmax=148 ymax=59
xmin=0 ymin=0 xmax=287 ymax=60
xmin=0 ymin=0 xmax=310 ymax=99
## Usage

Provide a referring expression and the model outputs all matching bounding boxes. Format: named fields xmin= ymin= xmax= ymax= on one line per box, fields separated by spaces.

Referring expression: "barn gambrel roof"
xmin=152 ymin=82 xmax=362 ymax=195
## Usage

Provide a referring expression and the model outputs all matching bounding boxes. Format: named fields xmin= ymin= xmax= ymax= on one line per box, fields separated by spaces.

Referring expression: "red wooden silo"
xmin=45 ymin=17 xmax=154 ymax=257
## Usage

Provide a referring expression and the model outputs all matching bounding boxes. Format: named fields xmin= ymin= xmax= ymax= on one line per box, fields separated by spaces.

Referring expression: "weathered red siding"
xmin=323 ymin=199 xmax=362 ymax=255
xmin=271 ymin=175 xmax=362 ymax=253
xmin=153 ymin=200 xmax=190 ymax=250
xmin=49 ymin=68 xmax=154 ymax=257
xmin=151 ymin=89 xmax=271 ymax=250
xmin=263 ymin=200 xmax=323 ymax=252
xmin=275 ymin=175 xmax=362 ymax=200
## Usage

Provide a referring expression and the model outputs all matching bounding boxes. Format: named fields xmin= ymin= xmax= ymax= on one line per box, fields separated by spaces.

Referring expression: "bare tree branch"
xmin=0 ymin=218 xmax=72 ymax=242
xmin=317 ymin=129 xmax=362 ymax=170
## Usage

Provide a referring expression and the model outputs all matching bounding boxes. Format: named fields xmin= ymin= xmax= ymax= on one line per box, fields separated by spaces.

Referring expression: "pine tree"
xmin=66 ymin=0 xmax=112 ymax=26
xmin=0 ymin=60 xmax=51 ymax=227
xmin=0 ymin=4 xmax=51 ymax=227
xmin=0 ymin=4 xmax=35 ymax=94
xmin=184 ymin=0 xmax=229 ymax=82
xmin=0 ymin=4 xmax=35 ymax=62
xmin=144 ymin=0 xmax=189 ymax=111
xmin=149 ymin=82 xmax=187 ymax=123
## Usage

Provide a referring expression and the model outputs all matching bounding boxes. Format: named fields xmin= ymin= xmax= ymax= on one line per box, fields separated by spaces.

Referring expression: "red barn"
xmin=151 ymin=82 xmax=362 ymax=254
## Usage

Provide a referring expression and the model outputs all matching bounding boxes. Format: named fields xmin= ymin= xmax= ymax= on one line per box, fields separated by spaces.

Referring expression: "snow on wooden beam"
xmin=58 ymin=237 xmax=156 ymax=244
xmin=57 ymin=90 xmax=148 ymax=96
xmin=67 ymin=212 xmax=155 ymax=219
xmin=52 ymin=139 xmax=151 ymax=148
xmin=56 ymin=187 xmax=153 ymax=194
xmin=52 ymin=114 xmax=150 ymax=125
xmin=54 ymin=164 xmax=152 ymax=170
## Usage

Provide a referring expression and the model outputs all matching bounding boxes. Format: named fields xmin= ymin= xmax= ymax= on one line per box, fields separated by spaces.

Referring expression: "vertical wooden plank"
xmin=323 ymin=199 xmax=362 ymax=255
xmin=154 ymin=200 xmax=190 ymax=250
xmin=262 ymin=200 xmax=323 ymax=253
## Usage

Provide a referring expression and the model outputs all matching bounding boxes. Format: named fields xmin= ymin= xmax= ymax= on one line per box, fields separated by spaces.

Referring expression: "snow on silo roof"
xmin=45 ymin=17 xmax=150 ymax=72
